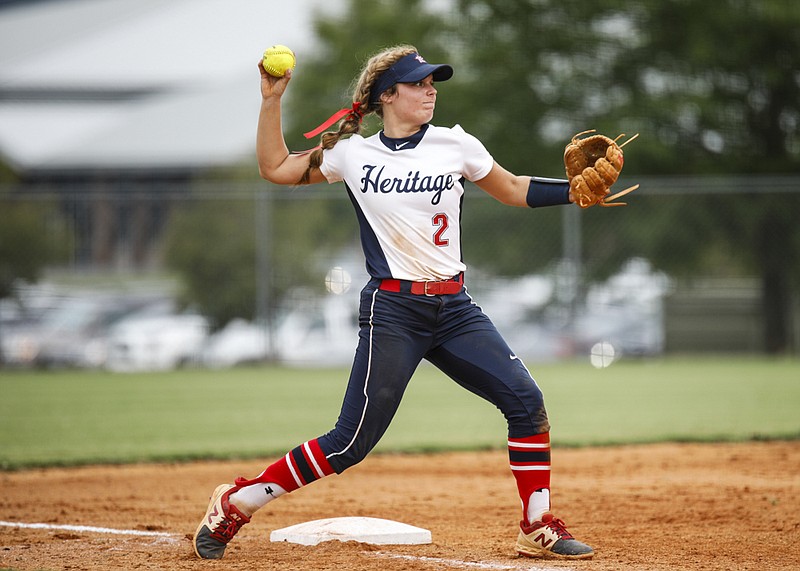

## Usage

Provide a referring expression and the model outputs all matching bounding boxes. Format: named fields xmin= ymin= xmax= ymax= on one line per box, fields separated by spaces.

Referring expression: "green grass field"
xmin=1 ymin=357 xmax=798 ymax=469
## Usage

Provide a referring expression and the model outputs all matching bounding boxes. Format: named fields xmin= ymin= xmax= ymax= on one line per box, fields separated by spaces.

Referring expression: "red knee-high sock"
xmin=508 ymin=433 xmax=551 ymax=525
xmin=235 ymin=438 xmax=335 ymax=492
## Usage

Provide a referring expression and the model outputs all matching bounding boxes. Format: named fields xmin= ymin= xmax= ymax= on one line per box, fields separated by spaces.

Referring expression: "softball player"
xmin=194 ymin=44 xmax=593 ymax=561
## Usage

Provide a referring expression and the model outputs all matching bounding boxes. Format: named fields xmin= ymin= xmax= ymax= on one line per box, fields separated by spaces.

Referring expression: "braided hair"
xmin=298 ymin=44 xmax=418 ymax=185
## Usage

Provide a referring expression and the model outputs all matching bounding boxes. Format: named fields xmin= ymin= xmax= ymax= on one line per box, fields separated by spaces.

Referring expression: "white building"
xmin=0 ymin=0 xmax=338 ymax=175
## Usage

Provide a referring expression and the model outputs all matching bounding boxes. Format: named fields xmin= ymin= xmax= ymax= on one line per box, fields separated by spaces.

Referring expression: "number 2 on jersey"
xmin=432 ymin=213 xmax=449 ymax=247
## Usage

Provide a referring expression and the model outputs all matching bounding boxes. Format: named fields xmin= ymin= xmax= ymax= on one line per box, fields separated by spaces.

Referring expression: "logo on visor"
xmin=415 ymin=55 xmax=427 ymax=64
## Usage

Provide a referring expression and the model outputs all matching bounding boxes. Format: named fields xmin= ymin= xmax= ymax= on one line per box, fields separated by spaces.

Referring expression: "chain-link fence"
xmin=1 ymin=175 xmax=798 ymax=369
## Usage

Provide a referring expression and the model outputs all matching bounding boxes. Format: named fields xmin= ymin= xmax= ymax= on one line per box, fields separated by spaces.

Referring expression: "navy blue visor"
xmin=369 ymin=53 xmax=453 ymax=104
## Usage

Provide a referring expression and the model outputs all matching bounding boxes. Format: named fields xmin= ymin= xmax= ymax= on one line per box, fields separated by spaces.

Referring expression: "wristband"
xmin=526 ymin=177 xmax=571 ymax=208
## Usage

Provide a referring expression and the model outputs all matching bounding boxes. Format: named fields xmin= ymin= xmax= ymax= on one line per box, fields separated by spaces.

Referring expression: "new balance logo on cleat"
xmin=194 ymin=484 xmax=251 ymax=560
xmin=516 ymin=513 xmax=594 ymax=560
xmin=533 ymin=533 xmax=554 ymax=549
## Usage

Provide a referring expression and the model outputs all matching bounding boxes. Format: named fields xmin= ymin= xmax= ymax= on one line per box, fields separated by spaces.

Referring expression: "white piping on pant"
xmin=326 ymin=288 xmax=379 ymax=461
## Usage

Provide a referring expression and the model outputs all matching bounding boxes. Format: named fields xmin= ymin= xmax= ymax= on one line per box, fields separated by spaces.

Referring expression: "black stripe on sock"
xmin=509 ymin=450 xmax=551 ymax=464
xmin=291 ymin=446 xmax=316 ymax=484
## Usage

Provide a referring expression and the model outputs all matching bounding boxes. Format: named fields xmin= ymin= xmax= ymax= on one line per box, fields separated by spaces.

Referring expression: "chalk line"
xmin=0 ymin=520 xmax=178 ymax=538
xmin=2 ymin=520 xmax=572 ymax=570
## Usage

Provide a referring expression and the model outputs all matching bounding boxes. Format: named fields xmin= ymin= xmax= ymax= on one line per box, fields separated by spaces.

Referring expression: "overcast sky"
xmin=0 ymin=0 xmax=343 ymax=89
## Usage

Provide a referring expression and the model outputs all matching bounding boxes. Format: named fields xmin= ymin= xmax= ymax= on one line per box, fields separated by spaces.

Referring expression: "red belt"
xmin=378 ymin=273 xmax=464 ymax=296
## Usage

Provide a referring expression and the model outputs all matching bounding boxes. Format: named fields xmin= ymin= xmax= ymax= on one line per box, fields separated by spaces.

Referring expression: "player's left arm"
xmin=474 ymin=162 xmax=574 ymax=207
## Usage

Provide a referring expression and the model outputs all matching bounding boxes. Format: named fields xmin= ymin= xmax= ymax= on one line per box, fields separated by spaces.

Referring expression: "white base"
xmin=269 ymin=516 xmax=432 ymax=546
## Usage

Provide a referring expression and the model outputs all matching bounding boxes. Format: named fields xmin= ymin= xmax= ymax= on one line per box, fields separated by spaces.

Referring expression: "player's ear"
xmin=379 ymin=89 xmax=395 ymax=104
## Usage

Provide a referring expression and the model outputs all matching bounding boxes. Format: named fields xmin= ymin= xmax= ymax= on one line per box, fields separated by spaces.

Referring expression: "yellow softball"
xmin=261 ymin=45 xmax=296 ymax=77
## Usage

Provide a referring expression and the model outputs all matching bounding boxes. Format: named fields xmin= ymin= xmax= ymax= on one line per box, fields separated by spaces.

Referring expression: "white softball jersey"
xmin=320 ymin=123 xmax=494 ymax=281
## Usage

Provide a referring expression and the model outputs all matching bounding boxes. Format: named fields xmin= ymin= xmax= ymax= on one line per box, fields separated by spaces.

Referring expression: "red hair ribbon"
xmin=303 ymin=102 xmax=363 ymax=139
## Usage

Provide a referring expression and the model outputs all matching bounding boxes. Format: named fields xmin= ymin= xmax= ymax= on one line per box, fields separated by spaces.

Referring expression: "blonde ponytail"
xmin=298 ymin=45 xmax=418 ymax=185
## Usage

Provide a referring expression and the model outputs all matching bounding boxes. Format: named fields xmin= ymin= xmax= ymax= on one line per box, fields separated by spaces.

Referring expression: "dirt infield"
xmin=1 ymin=442 xmax=798 ymax=571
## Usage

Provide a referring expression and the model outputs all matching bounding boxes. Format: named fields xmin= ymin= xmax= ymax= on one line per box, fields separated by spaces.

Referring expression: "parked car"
xmin=273 ymin=290 xmax=359 ymax=367
xmin=2 ymin=292 xmax=165 ymax=368
xmin=105 ymin=312 xmax=209 ymax=372
xmin=202 ymin=319 xmax=270 ymax=368
xmin=571 ymin=258 xmax=670 ymax=357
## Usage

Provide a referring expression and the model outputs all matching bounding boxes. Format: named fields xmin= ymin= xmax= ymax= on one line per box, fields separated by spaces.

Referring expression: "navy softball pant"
xmin=317 ymin=279 xmax=551 ymax=474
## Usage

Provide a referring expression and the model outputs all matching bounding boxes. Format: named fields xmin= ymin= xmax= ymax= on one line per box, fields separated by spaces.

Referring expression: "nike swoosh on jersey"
xmin=395 ymin=141 xmax=410 ymax=149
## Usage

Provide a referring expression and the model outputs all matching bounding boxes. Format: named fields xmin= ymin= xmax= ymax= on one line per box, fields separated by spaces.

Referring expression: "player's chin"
xmin=419 ymin=107 xmax=435 ymax=123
